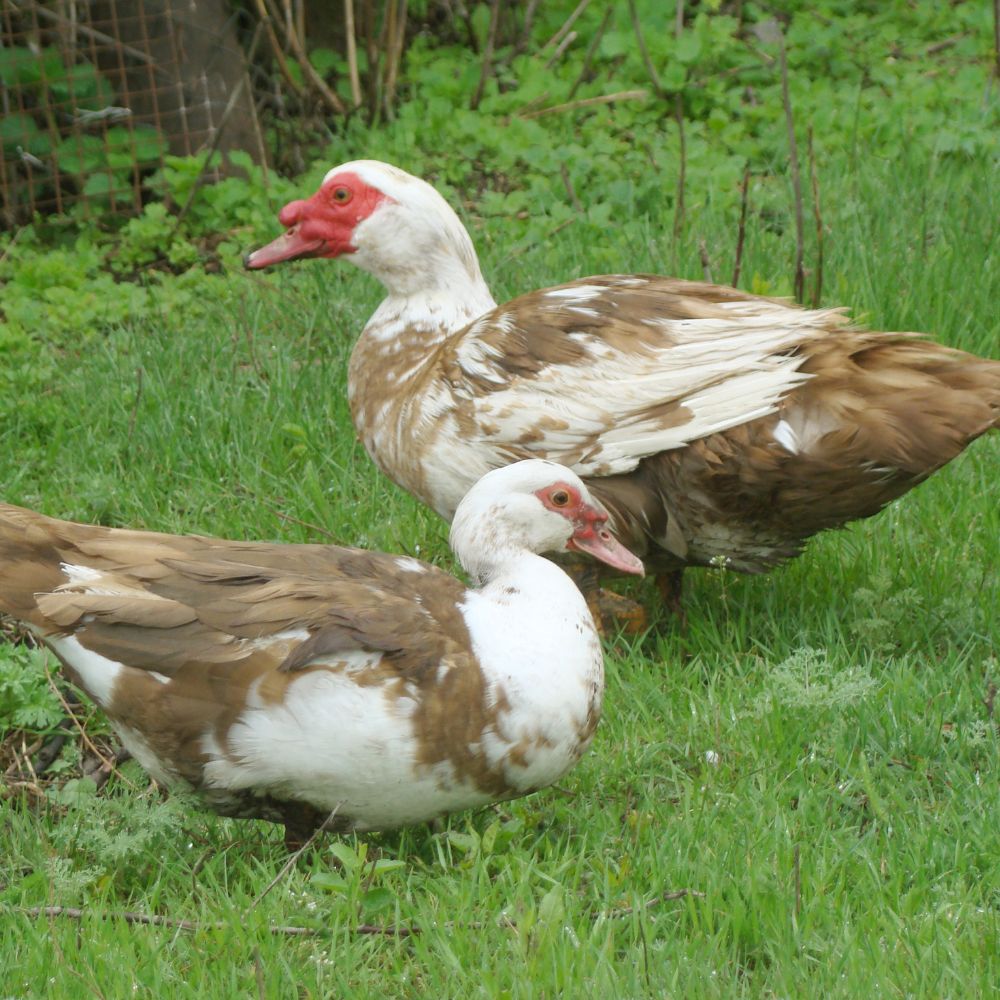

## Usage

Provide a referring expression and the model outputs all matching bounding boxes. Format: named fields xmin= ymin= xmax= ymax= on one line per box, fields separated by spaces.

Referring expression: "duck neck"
xmin=351 ymin=203 xmax=498 ymax=342
xmin=362 ymin=280 xmax=496 ymax=349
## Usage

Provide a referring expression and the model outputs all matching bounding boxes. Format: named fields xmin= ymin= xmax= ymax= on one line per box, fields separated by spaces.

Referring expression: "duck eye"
xmin=331 ymin=186 xmax=352 ymax=204
xmin=550 ymin=489 xmax=571 ymax=507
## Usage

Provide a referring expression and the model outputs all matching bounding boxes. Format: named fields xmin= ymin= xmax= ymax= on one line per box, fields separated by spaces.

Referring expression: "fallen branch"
xmin=925 ymin=33 xmax=970 ymax=57
xmin=11 ymin=905 xmax=316 ymax=936
xmin=44 ymin=671 xmax=118 ymax=781
xmin=249 ymin=804 xmax=343 ymax=911
xmin=11 ymin=888 xmax=706 ymax=939
xmin=10 ymin=904 xmax=421 ymax=938
xmin=259 ymin=501 xmax=340 ymax=541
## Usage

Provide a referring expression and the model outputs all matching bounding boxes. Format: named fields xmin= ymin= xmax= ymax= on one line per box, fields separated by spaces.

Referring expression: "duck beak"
xmin=244 ymin=229 xmax=326 ymax=269
xmin=567 ymin=515 xmax=645 ymax=576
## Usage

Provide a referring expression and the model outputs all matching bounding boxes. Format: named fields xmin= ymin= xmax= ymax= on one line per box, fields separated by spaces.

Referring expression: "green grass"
xmin=2 ymin=134 xmax=999 ymax=1000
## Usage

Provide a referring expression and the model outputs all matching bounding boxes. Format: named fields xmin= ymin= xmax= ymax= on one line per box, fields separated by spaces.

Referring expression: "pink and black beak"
xmin=244 ymin=196 xmax=334 ymax=269
xmin=568 ymin=504 xmax=645 ymax=577
xmin=245 ymin=172 xmax=388 ymax=270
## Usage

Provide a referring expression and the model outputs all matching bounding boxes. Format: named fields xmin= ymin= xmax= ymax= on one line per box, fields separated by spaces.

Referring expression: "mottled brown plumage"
xmin=0 ymin=462 xmax=642 ymax=835
xmin=246 ymin=160 xmax=1000 ymax=614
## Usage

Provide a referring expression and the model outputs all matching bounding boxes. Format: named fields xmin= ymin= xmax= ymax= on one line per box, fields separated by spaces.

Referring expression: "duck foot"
xmin=586 ymin=587 xmax=649 ymax=636
xmin=655 ymin=569 xmax=687 ymax=631
xmin=283 ymin=825 xmax=311 ymax=853
xmin=561 ymin=558 xmax=648 ymax=635
xmin=278 ymin=800 xmax=329 ymax=852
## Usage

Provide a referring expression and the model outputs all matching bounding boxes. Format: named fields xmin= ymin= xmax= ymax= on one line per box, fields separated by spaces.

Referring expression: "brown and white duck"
xmin=0 ymin=460 xmax=642 ymax=841
xmin=246 ymin=160 xmax=1000 ymax=621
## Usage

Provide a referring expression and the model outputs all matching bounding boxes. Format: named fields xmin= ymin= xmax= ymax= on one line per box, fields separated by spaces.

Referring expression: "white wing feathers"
xmin=453 ymin=302 xmax=838 ymax=476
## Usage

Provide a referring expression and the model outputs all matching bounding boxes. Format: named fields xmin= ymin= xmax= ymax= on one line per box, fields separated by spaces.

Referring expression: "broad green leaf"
xmin=360 ymin=887 xmax=394 ymax=918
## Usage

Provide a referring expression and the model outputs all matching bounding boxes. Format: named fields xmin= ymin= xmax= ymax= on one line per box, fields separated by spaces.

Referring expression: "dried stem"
xmin=604 ymin=888 xmax=706 ymax=919
xmin=627 ymin=0 xmax=663 ymax=96
xmin=568 ymin=6 xmax=613 ymax=99
xmin=383 ymin=0 xmax=409 ymax=119
xmin=344 ymin=0 xmax=363 ymax=107
xmin=544 ymin=30 xmax=577 ymax=70
xmin=793 ymin=843 xmax=802 ymax=917
xmin=672 ymin=96 xmax=686 ymax=243
xmin=732 ymin=163 xmax=750 ymax=287
xmin=270 ymin=0 xmax=348 ymax=115
xmin=254 ymin=948 xmax=266 ymax=1000
xmin=265 ymin=504 xmax=339 ymax=541
xmin=44 ymin=670 xmax=115 ymax=779
xmin=252 ymin=0 xmax=304 ymax=96
xmin=10 ymin=904 xmax=420 ymax=938
xmin=673 ymin=0 xmax=687 ymax=242
xmin=127 ymin=366 xmax=144 ymax=444
xmin=807 ymin=127 xmax=824 ymax=307
xmin=984 ymin=681 xmax=997 ymax=720
xmin=542 ymin=0 xmax=591 ymax=51
xmin=471 ymin=0 xmax=503 ymax=111
xmin=698 ymin=238 xmax=713 ymax=282
xmin=768 ymin=21 xmax=805 ymax=302
xmin=249 ymin=804 xmax=342 ymax=911
xmin=11 ymin=905 xmax=316 ymax=936
xmin=995 ymin=0 xmax=1000 ymax=79
xmin=362 ymin=0 xmax=380 ymax=120
xmin=499 ymin=216 xmax=576 ymax=265
xmin=559 ymin=164 xmax=583 ymax=213
xmin=518 ymin=89 xmax=648 ymax=120
xmin=450 ymin=0 xmax=480 ymax=54
xmin=513 ymin=0 xmax=540 ymax=56
xmin=167 ymin=22 xmax=265 ymax=237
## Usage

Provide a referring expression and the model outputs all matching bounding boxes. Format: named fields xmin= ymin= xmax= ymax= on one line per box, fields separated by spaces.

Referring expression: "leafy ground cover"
xmin=1 ymin=2 xmax=998 ymax=996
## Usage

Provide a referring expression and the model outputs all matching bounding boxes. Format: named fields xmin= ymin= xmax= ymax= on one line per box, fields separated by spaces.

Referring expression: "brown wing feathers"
xmin=0 ymin=503 xmax=468 ymax=678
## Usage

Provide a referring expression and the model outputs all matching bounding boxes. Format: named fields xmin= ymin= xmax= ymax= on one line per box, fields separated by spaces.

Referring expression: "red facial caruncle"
xmin=535 ymin=482 xmax=644 ymax=576
xmin=245 ymin=171 xmax=388 ymax=269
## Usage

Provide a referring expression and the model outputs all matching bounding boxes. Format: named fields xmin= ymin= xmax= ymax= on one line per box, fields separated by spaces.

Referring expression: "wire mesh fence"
xmin=1 ymin=0 xmax=264 ymax=227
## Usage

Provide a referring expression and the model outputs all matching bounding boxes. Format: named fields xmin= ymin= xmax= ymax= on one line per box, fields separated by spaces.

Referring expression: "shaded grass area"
xmin=1 ymin=146 xmax=998 ymax=997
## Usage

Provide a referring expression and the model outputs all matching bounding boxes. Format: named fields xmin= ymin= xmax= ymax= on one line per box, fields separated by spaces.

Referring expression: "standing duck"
xmin=0 ymin=461 xmax=642 ymax=841
xmin=246 ymin=160 xmax=1000 ymax=623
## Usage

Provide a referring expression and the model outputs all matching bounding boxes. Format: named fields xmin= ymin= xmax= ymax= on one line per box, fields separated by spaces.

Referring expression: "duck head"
xmin=449 ymin=460 xmax=645 ymax=585
xmin=245 ymin=160 xmax=488 ymax=299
